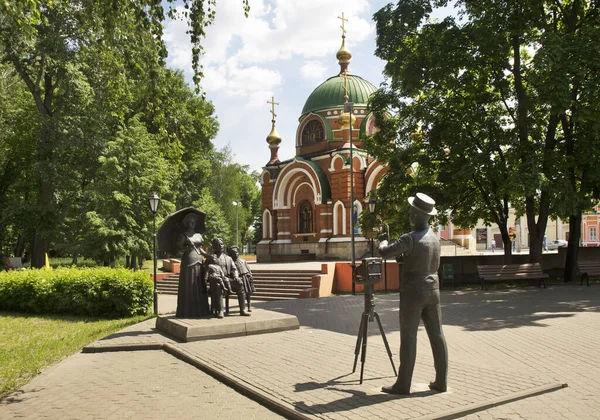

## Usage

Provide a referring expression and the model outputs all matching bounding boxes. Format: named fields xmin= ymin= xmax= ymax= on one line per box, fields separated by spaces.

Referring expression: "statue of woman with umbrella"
xmin=158 ymin=208 xmax=210 ymax=318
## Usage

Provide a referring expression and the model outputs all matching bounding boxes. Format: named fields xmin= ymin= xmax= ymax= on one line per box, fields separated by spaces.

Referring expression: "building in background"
xmin=257 ymin=17 xmax=387 ymax=262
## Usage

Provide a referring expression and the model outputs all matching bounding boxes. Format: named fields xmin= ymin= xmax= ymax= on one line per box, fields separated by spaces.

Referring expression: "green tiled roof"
xmin=301 ymin=74 xmax=377 ymax=117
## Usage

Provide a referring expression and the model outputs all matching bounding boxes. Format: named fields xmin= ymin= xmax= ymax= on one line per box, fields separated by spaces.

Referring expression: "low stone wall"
xmin=333 ymin=261 xmax=400 ymax=294
xmin=162 ymin=259 xmax=181 ymax=274
xmin=329 ymin=247 xmax=600 ymax=293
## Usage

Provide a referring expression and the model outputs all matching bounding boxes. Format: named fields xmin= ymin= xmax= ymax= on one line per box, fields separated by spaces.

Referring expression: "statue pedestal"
xmin=156 ymin=308 xmax=299 ymax=342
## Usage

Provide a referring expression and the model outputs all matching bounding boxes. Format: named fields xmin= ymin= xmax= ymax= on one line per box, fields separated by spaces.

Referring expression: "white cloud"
xmin=164 ymin=0 xmax=375 ymax=83
xmin=235 ymin=0 xmax=374 ymax=64
xmin=202 ymin=59 xmax=283 ymax=99
xmin=162 ymin=0 xmax=389 ymax=173
xmin=300 ymin=61 xmax=328 ymax=82
xmin=163 ymin=8 xmax=193 ymax=71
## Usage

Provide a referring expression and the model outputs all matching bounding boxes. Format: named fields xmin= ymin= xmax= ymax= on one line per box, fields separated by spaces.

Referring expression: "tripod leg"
xmin=374 ymin=311 xmax=397 ymax=377
xmin=352 ymin=313 xmax=366 ymax=373
xmin=360 ymin=313 xmax=369 ymax=384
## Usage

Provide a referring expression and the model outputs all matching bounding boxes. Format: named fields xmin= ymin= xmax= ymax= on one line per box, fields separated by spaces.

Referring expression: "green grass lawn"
xmin=0 ymin=312 xmax=150 ymax=399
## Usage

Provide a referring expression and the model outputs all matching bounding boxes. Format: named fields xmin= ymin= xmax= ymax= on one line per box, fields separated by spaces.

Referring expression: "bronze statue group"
xmin=175 ymin=212 xmax=254 ymax=319
xmin=171 ymin=192 xmax=448 ymax=396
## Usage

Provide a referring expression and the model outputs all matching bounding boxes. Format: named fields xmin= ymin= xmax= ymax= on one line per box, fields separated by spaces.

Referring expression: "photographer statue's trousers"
xmin=397 ymin=287 xmax=447 ymax=394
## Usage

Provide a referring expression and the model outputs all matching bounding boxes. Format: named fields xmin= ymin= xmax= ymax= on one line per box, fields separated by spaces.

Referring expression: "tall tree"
xmin=370 ymin=0 xmax=600 ymax=265
xmin=0 ymin=0 xmax=248 ymax=266
xmin=204 ymin=146 xmax=261 ymax=249
xmin=0 ymin=64 xmax=38 ymax=258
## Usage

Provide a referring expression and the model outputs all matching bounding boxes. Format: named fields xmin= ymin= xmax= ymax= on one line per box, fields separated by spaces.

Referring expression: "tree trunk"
xmin=564 ymin=213 xmax=581 ymax=283
xmin=31 ymin=180 xmax=54 ymax=268
xmin=126 ymin=255 xmax=131 ymax=269
xmin=526 ymin=193 xmax=550 ymax=264
xmin=71 ymin=254 xmax=78 ymax=266
xmin=499 ymin=225 xmax=512 ymax=264
xmin=14 ymin=234 xmax=24 ymax=258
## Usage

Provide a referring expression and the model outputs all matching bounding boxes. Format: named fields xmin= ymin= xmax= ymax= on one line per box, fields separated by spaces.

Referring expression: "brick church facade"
xmin=257 ymin=26 xmax=388 ymax=262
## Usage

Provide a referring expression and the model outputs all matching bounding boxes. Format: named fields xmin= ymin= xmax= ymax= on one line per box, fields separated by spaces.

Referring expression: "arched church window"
xmin=298 ymin=200 xmax=313 ymax=233
xmin=301 ymin=120 xmax=324 ymax=145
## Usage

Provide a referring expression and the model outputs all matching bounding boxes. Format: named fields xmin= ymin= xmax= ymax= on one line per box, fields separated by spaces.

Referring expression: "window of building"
xmin=298 ymin=200 xmax=313 ymax=233
xmin=301 ymin=120 xmax=324 ymax=145
xmin=590 ymin=226 xmax=597 ymax=241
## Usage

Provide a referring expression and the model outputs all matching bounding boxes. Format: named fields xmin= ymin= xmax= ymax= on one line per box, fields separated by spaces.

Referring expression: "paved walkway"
xmin=1 ymin=284 xmax=600 ymax=419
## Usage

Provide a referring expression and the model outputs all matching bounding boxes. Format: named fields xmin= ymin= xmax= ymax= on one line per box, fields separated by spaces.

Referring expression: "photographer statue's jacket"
xmin=379 ymin=228 xmax=440 ymax=292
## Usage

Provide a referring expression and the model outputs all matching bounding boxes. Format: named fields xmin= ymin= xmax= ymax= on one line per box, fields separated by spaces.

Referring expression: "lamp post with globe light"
xmin=368 ymin=199 xmax=376 ymax=257
xmin=148 ymin=193 xmax=161 ymax=315
xmin=344 ymin=100 xmax=356 ymax=295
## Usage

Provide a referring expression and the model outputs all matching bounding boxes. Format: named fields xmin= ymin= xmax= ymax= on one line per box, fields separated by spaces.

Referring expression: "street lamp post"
xmin=232 ymin=201 xmax=240 ymax=249
xmin=368 ymin=199 xmax=376 ymax=257
xmin=148 ymin=193 xmax=161 ymax=316
xmin=345 ymin=101 xmax=356 ymax=295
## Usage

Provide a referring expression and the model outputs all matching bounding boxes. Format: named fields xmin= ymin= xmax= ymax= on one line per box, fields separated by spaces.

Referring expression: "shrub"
xmin=0 ymin=267 xmax=153 ymax=318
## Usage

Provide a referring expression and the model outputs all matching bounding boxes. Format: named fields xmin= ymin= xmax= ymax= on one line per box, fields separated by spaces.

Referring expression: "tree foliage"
xmin=0 ymin=1 xmax=260 ymax=265
xmin=370 ymin=0 xmax=600 ymax=268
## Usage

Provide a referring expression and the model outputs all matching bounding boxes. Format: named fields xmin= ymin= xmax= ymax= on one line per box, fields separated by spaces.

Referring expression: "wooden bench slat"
xmin=477 ymin=263 xmax=547 ymax=290
xmin=577 ymin=261 xmax=600 ymax=286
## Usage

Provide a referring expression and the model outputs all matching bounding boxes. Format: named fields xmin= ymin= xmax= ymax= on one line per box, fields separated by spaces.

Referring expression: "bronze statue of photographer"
xmin=378 ymin=193 xmax=448 ymax=395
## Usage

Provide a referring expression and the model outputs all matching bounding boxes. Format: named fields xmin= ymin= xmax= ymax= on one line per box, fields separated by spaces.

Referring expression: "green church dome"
xmin=300 ymin=74 xmax=377 ymax=117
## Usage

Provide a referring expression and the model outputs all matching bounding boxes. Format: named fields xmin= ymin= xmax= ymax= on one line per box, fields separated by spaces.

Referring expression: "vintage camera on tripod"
xmin=354 ymin=257 xmax=383 ymax=285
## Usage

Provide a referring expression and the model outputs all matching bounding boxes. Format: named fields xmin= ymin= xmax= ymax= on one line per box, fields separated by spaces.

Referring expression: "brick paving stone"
xmin=242 ymin=285 xmax=600 ymax=419
xmin=0 ymin=351 xmax=283 ymax=420
xmin=2 ymin=284 xmax=600 ymax=420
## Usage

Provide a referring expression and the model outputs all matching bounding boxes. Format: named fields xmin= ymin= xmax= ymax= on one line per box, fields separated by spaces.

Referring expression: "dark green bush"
xmin=0 ymin=267 xmax=153 ymax=318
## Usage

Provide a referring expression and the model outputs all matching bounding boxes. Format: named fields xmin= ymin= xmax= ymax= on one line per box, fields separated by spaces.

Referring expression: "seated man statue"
xmin=205 ymin=237 xmax=250 ymax=317
xmin=204 ymin=255 xmax=233 ymax=318
xmin=228 ymin=246 xmax=256 ymax=312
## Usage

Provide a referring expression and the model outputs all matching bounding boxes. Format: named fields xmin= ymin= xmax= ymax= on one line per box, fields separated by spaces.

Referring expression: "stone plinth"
xmin=156 ymin=308 xmax=299 ymax=342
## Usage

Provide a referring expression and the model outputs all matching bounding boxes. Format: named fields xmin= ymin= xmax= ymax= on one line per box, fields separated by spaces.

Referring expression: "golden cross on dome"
xmin=340 ymin=70 xmax=351 ymax=102
xmin=267 ymin=96 xmax=279 ymax=120
xmin=338 ymin=12 xmax=348 ymax=37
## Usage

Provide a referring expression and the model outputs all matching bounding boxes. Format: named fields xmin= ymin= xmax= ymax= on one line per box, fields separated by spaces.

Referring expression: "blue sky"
xmin=163 ymin=1 xmax=453 ymax=174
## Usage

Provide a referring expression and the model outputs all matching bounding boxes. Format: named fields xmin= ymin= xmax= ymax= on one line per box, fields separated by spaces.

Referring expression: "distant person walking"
xmin=491 ymin=239 xmax=496 ymax=253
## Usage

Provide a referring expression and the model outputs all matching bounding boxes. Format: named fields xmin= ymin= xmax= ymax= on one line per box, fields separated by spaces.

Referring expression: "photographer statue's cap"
xmin=408 ymin=193 xmax=437 ymax=216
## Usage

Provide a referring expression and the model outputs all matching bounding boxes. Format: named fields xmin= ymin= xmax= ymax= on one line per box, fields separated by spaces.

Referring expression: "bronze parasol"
xmin=157 ymin=207 xmax=206 ymax=256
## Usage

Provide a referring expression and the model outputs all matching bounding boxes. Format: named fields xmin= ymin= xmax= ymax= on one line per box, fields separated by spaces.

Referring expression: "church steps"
xmin=156 ymin=268 xmax=321 ymax=301
xmin=251 ymin=270 xmax=321 ymax=277
xmin=252 ymin=291 xmax=303 ymax=300
xmin=251 ymin=268 xmax=317 ymax=301
xmin=156 ymin=275 xmax=179 ymax=295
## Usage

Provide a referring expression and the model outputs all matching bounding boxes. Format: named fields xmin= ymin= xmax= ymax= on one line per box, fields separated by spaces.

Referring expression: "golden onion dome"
xmin=266 ymin=124 xmax=282 ymax=146
xmin=336 ymin=37 xmax=352 ymax=63
xmin=338 ymin=111 xmax=356 ymax=128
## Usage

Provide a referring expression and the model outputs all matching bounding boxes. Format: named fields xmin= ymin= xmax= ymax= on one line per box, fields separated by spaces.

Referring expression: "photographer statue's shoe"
xmin=428 ymin=381 xmax=447 ymax=392
xmin=381 ymin=384 xmax=410 ymax=395
xmin=240 ymin=310 xmax=251 ymax=316
xmin=216 ymin=311 xmax=224 ymax=319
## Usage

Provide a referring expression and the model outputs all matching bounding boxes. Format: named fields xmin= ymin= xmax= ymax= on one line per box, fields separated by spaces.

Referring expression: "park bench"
xmin=477 ymin=263 xmax=548 ymax=290
xmin=577 ymin=260 xmax=600 ymax=287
